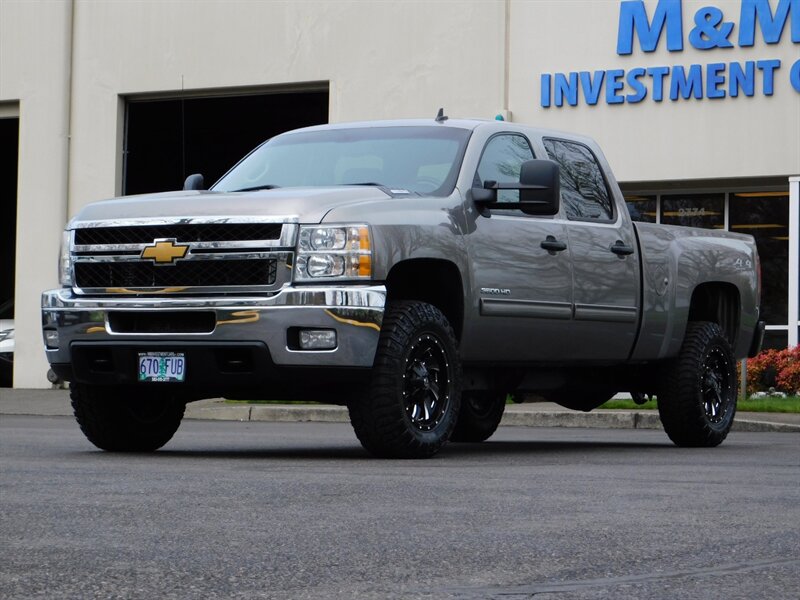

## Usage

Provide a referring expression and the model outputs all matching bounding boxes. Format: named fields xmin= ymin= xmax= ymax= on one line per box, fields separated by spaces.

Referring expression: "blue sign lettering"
xmin=626 ymin=68 xmax=649 ymax=102
xmin=791 ymin=59 xmax=800 ymax=90
xmin=606 ymin=69 xmax=626 ymax=103
xmin=540 ymin=74 xmax=551 ymax=108
xmin=541 ymin=1 xmax=799 ymax=108
xmin=617 ymin=0 xmax=684 ymax=54
xmin=689 ymin=6 xmax=735 ymax=48
xmin=729 ymin=61 xmax=756 ymax=96
xmin=670 ymin=64 xmax=704 ymax=99
xmin=757 ymin=59 xmax=781 ymax=94
xmin=555 ymin=72 xmax=579 ymax=107
xmin=739 ymin=0 xmax=799 ymax=46
xmin=580 ymin=71 xmax=605 ymax=105
xmin=706 ymin=63 xmax=727 ymax=98
xmin=647 ymin=66 xmax=671 ymax=101
xmin=540 ymin=60 xmax=790 ymax=107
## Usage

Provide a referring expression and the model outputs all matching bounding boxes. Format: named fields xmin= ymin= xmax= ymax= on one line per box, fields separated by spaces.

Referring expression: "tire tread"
xmin=71 ymin=383 xmax=185 ymax=452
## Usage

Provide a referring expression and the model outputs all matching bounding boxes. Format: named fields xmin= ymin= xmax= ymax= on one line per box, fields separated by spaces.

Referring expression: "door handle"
xmin=610 ymin=240 xmax=635 ymax=256
xmin=540 ymin=236 xmax=567 ymax=253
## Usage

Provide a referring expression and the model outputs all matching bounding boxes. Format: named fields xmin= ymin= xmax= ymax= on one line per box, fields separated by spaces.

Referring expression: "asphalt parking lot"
xmin=1 ymin=415 xmax=798 ymax=599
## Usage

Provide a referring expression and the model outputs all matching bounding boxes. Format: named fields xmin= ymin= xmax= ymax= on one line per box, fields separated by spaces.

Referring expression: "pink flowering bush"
xmin=744 ymin=346 xmax=800 ymax=396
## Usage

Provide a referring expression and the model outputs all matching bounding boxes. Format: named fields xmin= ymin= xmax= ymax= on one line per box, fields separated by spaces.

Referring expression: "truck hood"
xmin=70 ymin=187 xmax=393 ymax=226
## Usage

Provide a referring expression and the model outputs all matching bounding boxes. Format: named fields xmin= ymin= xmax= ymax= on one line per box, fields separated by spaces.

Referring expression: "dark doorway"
xmin=123 ymin=87 xmax=329 ymax=195
xmin=0 ymin=117 xmax=18 ymax=304
xmin=0 ymin=116 xmax=18 ymax=387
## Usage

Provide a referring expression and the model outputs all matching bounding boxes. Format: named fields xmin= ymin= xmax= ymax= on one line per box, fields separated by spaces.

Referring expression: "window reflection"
xmin=544 ymin=139 xmax=613 ymax=220
xmin=475 ymin=135 xmax=534 ymax=203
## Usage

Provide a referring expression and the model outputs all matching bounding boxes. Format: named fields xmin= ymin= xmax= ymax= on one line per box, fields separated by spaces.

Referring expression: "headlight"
xmin=295 ymin=225 xmax=372 ymax=281
xmin=59 ymin=230 xmax=73 ymax=287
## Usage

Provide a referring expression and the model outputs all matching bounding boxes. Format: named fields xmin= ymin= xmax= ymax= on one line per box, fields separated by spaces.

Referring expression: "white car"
xmin=0 ymin=300 xmax=13 ymax=386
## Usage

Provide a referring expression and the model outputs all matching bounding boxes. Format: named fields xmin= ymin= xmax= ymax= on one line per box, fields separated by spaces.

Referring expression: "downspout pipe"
xmin=63 ymin=0 xmax=75 ymax=224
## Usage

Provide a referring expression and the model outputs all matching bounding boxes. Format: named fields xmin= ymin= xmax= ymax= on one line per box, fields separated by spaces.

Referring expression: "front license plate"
xmin=138 ymin=352 xmax=186 ymax=382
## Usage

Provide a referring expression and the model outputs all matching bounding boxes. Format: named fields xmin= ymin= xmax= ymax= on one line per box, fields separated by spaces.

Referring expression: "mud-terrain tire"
xmin=450 ymin=392 xmax=506 ymax=442
xmin=348 ymin=301 xmax=461 ymax=458
xmin=658 ymin=321 xmax=737 ymax=447
xmin=71 ymin=383 xmax=185 ymax=452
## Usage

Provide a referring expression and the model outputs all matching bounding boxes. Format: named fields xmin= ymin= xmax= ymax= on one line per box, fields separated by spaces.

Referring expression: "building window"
xmin=730 ymin=192 xmax=790 ymax=325
xmin=622 ymin=187 xmax=792 ymax=344
xmin=661 ymin=193 xmax=725 ymax=229
xmin=625 ymin=194 xmax=656 ymax=223
xmin=762 ymin=330 xmax=788 ymax=351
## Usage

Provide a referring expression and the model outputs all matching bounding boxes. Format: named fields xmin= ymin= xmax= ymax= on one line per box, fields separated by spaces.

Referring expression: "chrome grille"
xmin=71 ymin=219 xmax=295 ymax=295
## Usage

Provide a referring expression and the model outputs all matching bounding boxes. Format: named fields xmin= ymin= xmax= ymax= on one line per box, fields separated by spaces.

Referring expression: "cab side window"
xmin=543 ymin=139 xmax=613 ymax=221
xmin=475 ymin=134 xmax=534 ymax=204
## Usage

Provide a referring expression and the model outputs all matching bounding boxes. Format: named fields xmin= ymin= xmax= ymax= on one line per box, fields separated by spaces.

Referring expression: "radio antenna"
xmin=180 ymin=75 xmax=186 ymax=182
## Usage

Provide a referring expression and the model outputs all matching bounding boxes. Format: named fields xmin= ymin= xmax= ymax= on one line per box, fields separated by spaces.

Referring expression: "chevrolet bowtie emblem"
xmin=141 ymin=239 xmax=189 ymax=265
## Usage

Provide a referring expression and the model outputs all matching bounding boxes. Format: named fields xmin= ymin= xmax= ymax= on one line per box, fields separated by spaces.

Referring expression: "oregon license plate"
xmin=138 ymin=352 xmax=186 ymax=382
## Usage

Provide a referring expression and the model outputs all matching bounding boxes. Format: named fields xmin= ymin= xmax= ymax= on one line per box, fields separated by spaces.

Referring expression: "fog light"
xmin=298 ymin=329 xmax=337 ymax=350
xmin=44 ymin=330 xmax=60 ymax=349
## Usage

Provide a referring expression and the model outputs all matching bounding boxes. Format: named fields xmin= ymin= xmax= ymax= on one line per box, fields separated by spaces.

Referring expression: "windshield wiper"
xmin=231 ymin=184 xmax=281 ymax=192
xmin=341 ymin=182 xmax=384 ymax=187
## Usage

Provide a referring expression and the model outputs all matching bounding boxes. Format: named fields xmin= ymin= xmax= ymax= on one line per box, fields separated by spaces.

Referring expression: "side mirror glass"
xmin=183 ymin=173 xmax=205 ymax=191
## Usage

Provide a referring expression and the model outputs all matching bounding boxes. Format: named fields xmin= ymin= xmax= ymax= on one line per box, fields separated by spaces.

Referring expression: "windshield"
xmin=212 ymin=126 xmax=471 ymax=196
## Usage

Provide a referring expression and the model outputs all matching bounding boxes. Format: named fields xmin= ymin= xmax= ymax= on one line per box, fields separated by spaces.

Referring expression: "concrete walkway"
xmin=1 ymin=388 xmax=798 ymax=433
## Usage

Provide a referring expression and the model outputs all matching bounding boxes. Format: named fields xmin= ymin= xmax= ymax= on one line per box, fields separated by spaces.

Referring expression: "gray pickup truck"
xmin=42 ymin=115 xmax=764 ymax=458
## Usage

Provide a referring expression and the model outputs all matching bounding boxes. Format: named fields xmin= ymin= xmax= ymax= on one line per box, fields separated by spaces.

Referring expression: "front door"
xmin=461 ymin=133 xmax=574 ymax=362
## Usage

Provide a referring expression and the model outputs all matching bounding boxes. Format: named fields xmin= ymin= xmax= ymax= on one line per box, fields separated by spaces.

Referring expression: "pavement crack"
xmin=448 ymin=557 xmax=798 ymax=598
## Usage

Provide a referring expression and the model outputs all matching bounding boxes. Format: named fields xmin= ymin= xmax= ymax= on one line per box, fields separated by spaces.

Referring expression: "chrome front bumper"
xmin=41 ymin=285 xmax=386 ymax=369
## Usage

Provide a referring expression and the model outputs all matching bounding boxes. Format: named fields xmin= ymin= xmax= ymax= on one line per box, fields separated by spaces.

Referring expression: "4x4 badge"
xmin=141 ymin=239 xmax=189 ymax=265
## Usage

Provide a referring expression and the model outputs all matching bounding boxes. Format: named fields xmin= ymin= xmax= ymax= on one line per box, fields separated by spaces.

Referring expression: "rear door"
xmin=543 ymin=138 xmax=640 ymax=360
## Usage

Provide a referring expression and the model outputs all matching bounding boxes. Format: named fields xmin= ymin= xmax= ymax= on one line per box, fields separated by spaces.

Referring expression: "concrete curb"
xmin=2 ymin=390 xmax=798 ymax=433
xmin=182 ymin=402 xmax=800 ymax=433
xmin=729 ymin=419 xmax=800 ymax=433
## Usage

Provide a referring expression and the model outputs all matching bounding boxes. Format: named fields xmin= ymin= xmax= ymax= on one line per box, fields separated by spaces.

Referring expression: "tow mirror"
xmin=518 ymin=159 xmax=560 ymax=215
xmin=471 ymin=159 xmax=560 ymax=216
xmin=183 ymin=173 xmax=205 ymax=191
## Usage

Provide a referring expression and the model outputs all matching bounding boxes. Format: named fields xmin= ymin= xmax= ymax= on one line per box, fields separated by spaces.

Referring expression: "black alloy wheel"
xmin=403 ymin=333 xmax=452 ymax=432
xmin=701 ymin=346 xmax=734 ymax=424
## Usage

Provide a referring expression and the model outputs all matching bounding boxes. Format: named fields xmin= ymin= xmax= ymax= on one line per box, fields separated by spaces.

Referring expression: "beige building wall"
xmin=2 ymin=0 xmax=798 ymax=387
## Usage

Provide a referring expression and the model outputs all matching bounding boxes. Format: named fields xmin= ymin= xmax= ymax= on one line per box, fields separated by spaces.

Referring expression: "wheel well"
xmin=688 ymin=282 xmax=740 ymax=344
xmin=385 ymin=259 xmax=464 ymax=340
